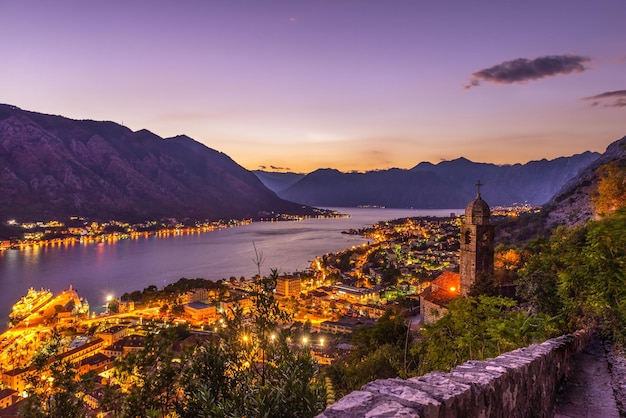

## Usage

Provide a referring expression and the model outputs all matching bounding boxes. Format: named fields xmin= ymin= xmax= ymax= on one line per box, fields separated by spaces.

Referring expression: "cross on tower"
xmin=476 ymin=180 xmax=483 ymax=195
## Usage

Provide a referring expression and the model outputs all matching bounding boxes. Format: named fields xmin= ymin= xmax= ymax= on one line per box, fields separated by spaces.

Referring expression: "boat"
xmin=9 ymin=287 xmax=53 ymax=323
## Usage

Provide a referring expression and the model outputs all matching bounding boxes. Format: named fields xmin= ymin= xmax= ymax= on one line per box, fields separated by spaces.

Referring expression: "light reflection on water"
xmin=0 ymin=208 xmax=459 ymax=327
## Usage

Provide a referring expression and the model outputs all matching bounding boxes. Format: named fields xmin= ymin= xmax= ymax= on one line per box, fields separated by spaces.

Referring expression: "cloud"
xmin=258 ymin=165 xmax=291 ymax=171
xmin=466 ymin=54 xmax=590 ymax=88
xmin=270 ymin=165 xmax=291 ymax=171
xmin=583 ymin=90 xmax=626 ymax=108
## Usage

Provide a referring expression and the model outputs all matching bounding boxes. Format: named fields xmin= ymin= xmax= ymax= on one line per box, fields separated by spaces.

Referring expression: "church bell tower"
xmin=460 ymin=180 xmax=495 ymax=296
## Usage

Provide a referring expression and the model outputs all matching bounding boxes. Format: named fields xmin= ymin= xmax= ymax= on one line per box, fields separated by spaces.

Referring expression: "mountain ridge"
xmin=0 ymin=104 xmax=315 ymax=222
xmin=257 ymin=152 xmax=600 ymax=208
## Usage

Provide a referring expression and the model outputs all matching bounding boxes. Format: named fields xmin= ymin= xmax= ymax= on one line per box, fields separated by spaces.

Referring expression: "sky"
xmin=1 ymin=1 xmax=624 ymax=173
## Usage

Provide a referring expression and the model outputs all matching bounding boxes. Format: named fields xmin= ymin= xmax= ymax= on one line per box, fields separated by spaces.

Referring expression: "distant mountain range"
xmin=255 ymin=154 xmax=600 ymax=209
xmin=1 ymin=103 xmax=617 ymax=226
xmin=0 ymin=104 xmax=315 ymax=222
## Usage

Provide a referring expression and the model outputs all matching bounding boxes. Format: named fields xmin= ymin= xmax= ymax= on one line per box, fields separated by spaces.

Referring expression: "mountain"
xmin=0 ymin=104 xmax=315 ymax=222
xmin=545 ymin=135 xmax=626 ymax=227
xmin=493 ymin=135 xmax=626 ymax=244
xmin=252 ymin=171 xmax=305 ymax=194
xmin=277 ymin=154 xmax=600 ymax=209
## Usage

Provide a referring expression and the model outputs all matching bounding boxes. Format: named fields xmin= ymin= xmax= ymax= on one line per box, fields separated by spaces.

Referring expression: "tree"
xmin=591 ymin=162 xmax=626 ymax=217
xmin=468 ymin=272 xmax=499 ymax=297
xmin=111 ymin=327 xmax=187 ymax=417
xmin=20 ymin=331 xmax=89 ymax=418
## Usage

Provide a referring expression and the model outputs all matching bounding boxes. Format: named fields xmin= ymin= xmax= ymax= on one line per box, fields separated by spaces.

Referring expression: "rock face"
xmin=0 ymin=104 xmax=314 ymax=221
xmin=318 ymin=330 xmax=593 ymax=418
xmin=276 ymin=154 xmax=600 ymax=209
xmin=545 ymin=135 xmax=626 ymax=227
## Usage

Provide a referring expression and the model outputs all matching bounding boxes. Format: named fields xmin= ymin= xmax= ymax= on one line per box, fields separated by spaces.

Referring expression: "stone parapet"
xmin=318 ymin=329 xmax=592 ymax=418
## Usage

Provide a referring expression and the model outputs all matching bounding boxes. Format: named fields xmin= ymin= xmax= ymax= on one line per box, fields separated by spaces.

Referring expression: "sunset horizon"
xmin=1 ymin=1 xmax=624 ymax=172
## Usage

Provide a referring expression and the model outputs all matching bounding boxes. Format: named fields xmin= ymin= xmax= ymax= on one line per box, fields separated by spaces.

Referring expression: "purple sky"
xmin=1 ymin=1 xmax=624 ymax=172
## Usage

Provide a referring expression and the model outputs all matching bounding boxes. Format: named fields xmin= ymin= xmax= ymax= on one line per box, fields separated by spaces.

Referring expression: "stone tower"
xmin=459 ymin=180 xmax=494 ymax=296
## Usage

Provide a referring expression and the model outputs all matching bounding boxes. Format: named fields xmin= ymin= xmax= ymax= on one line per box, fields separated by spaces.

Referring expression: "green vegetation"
xmin=518 ymin=208 xmax=626 ymax=342
xmin=415 ymin=296 xmax=558 ymax=375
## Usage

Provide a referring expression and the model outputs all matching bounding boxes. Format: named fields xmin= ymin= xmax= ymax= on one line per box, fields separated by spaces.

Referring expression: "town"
xmin=0 ymin=207 xmax=346 ymax=251
xmin=0 ymin=205 xmax=535 ymax=415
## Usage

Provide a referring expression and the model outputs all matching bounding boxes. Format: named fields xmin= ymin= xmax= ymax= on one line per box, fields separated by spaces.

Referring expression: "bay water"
xmin=0 ymin=208 xmax=458 ymax=327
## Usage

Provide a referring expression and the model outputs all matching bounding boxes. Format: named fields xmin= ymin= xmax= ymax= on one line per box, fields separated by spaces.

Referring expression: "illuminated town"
xmin=0 ymin=206 xmax=535 ymax=415
xmin=0 ymin=207 xmax=346 ymax=251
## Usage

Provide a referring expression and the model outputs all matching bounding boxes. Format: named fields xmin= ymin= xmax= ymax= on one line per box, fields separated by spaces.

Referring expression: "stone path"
xmin=553 ymin=338 xmax=620 ymax=418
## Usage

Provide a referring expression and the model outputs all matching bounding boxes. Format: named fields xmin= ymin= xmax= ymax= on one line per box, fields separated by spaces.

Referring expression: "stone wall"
xmin=318 ymin=329 xmax=591 ymax=418
xmin=420 ymin=298 xmax=448 ymax=325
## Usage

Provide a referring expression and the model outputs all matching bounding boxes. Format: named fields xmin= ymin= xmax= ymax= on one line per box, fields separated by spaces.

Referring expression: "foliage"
xmin=415 ymin=296 xmax=558 ymax=375
xmin=516 ymin=208 xmax=626 ymax=342
xmin=112 ymin=327 xmax=184 ymax=417
xmin=468 ymin=272 xmax=499 ymax=297
xmin=592 ymin=162 xmax=626 ymax=217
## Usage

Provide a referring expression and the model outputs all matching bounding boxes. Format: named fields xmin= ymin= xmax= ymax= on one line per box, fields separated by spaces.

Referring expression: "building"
xmin=97 ymin=325 xmax=129 ymax=346
xmin=0 ymin=388 xmax=18 ymax=409
xmin=102 ymin=335 xmax=145 ymax=358
xmin=58 ymin=338 xmax=104 ymax=365
xmin=332 ymin=284 xmax=380 ymax=304
xmin=459 ymin=181 xmax=495 ymax=296
xmin=421 ymin=181 xmax=494 ymax=324
xmin=420 ymin=271 xmax=460 ymax=324
xmin=320 ymin=316 xmax=376 ymax=334
xmin=181 ymin=288 xmax=209 ymax=304
xmin=1 ymin=366 xmax=36 ymax=394
xmin=77 ymin=352 xmax=112 ymax=376
xmin=183 ymin=301 xmax=217 ymax=321
xmin=276 ymin=276 xmax=301 ymax=298
xmin=220 ymin=297 xmax=254 ymax=317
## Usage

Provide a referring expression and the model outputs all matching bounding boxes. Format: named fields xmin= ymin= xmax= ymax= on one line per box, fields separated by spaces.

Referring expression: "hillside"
xmin=545 ymin=135 xmax=626 ymax=227
xmin=0 ymin=104 xmax=316 ymax=222
xmin=277 ymin=154 xmax=599 ymax=208
xmin=494 ymin=135 xmax=626 ymax=244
